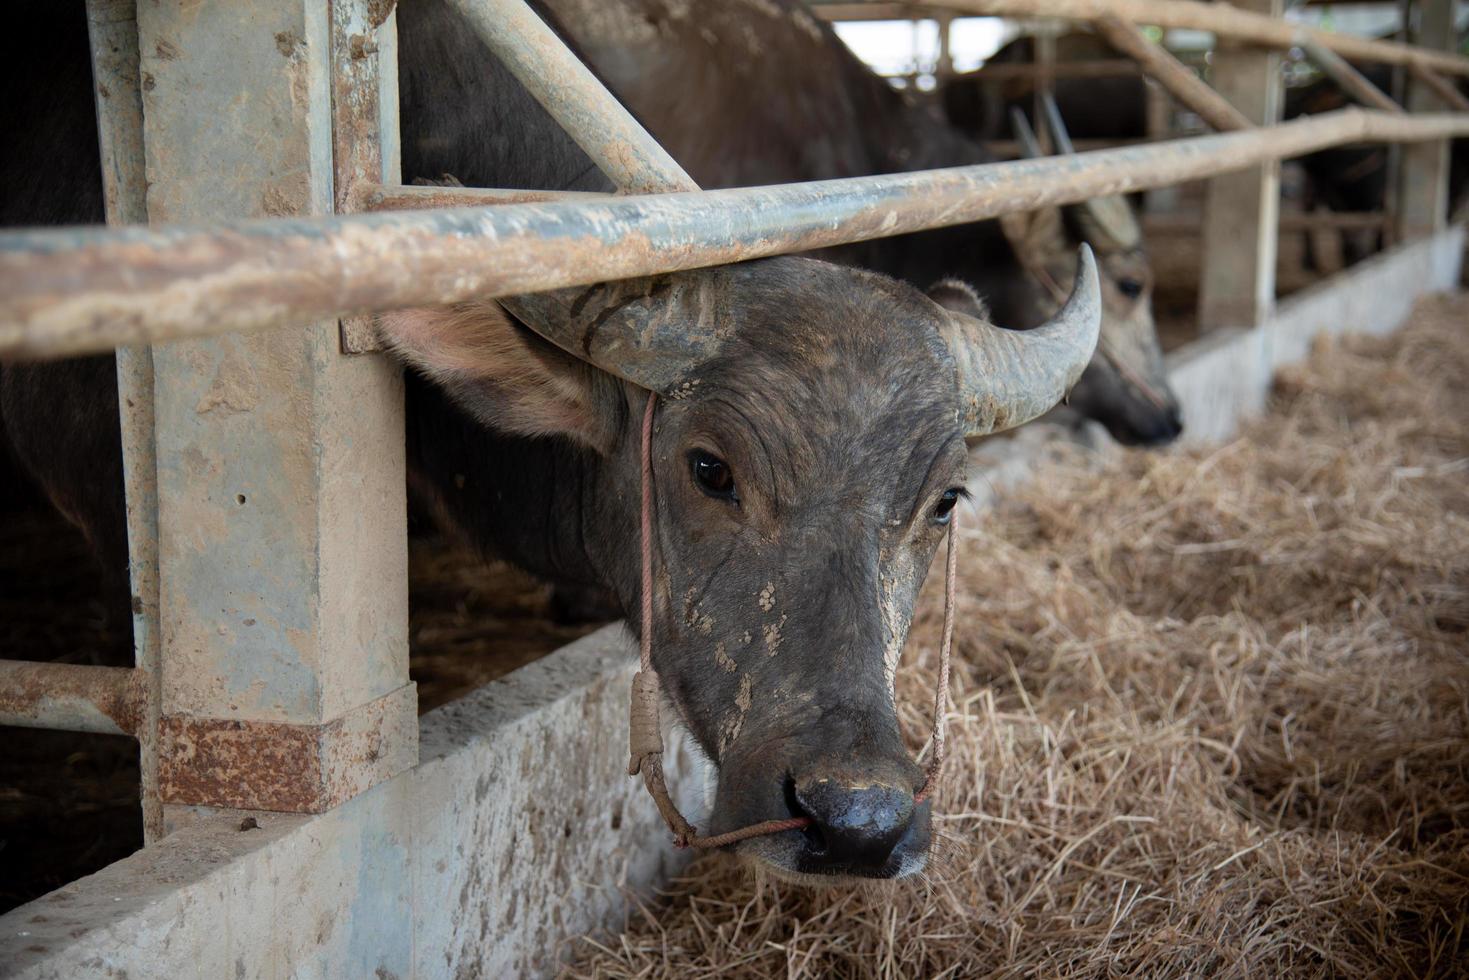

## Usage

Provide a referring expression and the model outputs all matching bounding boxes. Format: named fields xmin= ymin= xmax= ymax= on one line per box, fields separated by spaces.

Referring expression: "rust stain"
xmin=366 ymin=0 xmax=397 ymax=29
xmin=157 ymin=684 xmax=416 ymax=812
xmin=159 ymin=715 xmax=326 ymax=812
xmin=274 ymin=30 xmax=303 ymax=58
xmin=0 ymin=661 xmax=144 ymax=735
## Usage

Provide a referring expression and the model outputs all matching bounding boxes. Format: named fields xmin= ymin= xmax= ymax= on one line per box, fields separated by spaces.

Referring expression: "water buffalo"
xmin=541 ymin=0 xmax=1183 ymax=447
xmin=1 ymin=0 xmax=1101 ymax=879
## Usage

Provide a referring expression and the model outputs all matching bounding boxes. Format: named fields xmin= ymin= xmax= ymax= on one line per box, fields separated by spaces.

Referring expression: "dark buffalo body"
xmin=0 ymin=0 xmax=1109 ymax=879
xmin=542 ymin=0 xmax=1183 ymax=447
xmin=943 ymin=32 xmax=1150 ymax=144
xmin=1285 ymin=63 xmax=1468 ymax=266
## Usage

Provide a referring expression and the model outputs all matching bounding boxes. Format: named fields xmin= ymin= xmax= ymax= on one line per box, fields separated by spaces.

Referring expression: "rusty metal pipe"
xmin=0 ymin=660 xmax=144 ymax=735
xmin=4 ymin=108 xmax=1469 ymax=361
xmin=362 ymin=183 xmax=609 ymax=211
xmin=924 ymin=0 xmax=1469 ymax=78
xmin=442 ymin=0 xmax=695 ymax=195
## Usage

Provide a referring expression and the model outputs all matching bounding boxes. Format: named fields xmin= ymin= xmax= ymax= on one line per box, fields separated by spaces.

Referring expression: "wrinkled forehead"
xmin=715 ymin=257 xmax=956 ymax=374
xmin=677 ymin=259 xmax=964 ymax=461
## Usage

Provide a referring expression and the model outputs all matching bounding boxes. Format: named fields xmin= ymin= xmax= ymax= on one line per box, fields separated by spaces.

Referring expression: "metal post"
xmin=132 ymin=0 xmax=413 ymax=817
xmin=1397 ymin=0 xmax=1456 ymax=241
xmin=84 ymin=0 xmax=165 ymax=844
xmin=1198 ymin=0 xmax=1282 ymax=330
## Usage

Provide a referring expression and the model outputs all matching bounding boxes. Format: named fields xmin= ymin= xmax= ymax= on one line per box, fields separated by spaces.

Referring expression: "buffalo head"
xmin=1004 ymin=100 xmax=1183 ymax=447
xmin=380 ymin=249 xmax=1099 ymax=880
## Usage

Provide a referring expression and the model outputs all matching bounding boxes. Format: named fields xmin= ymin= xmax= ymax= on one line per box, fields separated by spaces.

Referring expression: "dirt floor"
xmin=566 ymin=294 xmax=1469 ymax=979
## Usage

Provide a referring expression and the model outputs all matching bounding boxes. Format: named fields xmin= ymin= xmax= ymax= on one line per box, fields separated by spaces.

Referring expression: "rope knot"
xmin=627 ymin=668 xmax=665 ymax=776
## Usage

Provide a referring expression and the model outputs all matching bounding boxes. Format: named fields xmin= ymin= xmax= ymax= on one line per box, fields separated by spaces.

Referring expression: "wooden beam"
xmin=1093 ymin=14 xmax=1252 ymax=131
xmin=1397 ymin=0 xmax=1456 ymax=241
xmin=1300 ymin=39 xmax=1404 ymax=114
xmin=1198 ymin=0 xmax=1283 ymax=331
xmin=1409 ymin=64 xmax=1469 ymax=113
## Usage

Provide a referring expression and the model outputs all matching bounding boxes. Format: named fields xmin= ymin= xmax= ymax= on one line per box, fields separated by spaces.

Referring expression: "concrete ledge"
xmin=0 ymin=224 xmax=1461 ymax=979
xmin=1 ymin=626 xmax=700 ymax=979
xmin=1173 ymin=222 xmax=1465 ymax=445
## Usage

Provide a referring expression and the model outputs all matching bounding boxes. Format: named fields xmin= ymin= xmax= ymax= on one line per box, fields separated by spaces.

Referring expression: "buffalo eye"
xmin=932 ymin=488 xmax=963 ymax=524
xmin=690 ymin=450 xmax=737 ymax=502
xmin=1117 ymin=277 xmax=1145 ymax=300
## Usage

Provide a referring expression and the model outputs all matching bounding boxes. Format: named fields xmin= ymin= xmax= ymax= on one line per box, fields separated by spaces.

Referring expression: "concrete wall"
xmin=0 ymin=224 xmax=1461 ymax=979
xmin=1 ymin=629 xmax=701 ymax=979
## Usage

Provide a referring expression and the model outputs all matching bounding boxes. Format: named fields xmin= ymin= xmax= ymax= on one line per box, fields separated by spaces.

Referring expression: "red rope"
xmin=629 ymin=391 xmax=958 ymax=848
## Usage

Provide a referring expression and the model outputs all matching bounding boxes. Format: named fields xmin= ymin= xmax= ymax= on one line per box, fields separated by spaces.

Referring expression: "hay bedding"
xmin=567 ymin=294 xmax=1469 ymax=979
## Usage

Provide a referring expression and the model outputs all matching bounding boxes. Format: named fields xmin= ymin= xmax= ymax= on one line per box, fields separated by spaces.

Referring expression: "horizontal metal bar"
xmin=924 ymin=0 xmax=1469 ymax=78
xmin=362 ymin=183 xmax=609 ymax=211
xmin=1144 ymin=210 xmax=1389 ymax=234
xmin=3 ymin=108 xmax=1468 ymax=362
xmin=964 ymin=59 xmax=1143 ymax=82
xmin=0 ymin=660 xmax=143 ymax=735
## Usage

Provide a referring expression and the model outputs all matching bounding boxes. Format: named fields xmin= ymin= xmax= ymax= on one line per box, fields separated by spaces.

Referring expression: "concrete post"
xmin=1397 ymin=0 xmax=1456 ymax=240
xmin=134 ymin=0 xmax=414 ymax=815
xmin=1198 ymin=0 xmax=1283 ymax=330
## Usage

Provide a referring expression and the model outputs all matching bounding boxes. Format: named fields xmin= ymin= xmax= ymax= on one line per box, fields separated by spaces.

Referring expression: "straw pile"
xmin=567 ymin=294 xmax=1469 ymax=978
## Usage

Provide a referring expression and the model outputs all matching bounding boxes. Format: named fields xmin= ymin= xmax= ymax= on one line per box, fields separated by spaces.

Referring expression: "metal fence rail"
xmin=2 ymin=107 xmax=1466 ymax=361
xmin=926 ymin=0 xmax=1469 ymax=77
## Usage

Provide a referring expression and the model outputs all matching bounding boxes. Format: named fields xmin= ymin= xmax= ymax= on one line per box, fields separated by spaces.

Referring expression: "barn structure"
xmin=0 ymin=0 xmax=1465 ymax=975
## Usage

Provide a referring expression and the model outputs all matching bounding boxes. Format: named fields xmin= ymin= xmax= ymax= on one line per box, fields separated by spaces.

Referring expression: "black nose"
xmin=1118 ymin=401 xmax=1184 ymax=446
xmin=1162 ymin=403 xmax=1184 ymax=439
xmin=787 ymin=777 xmax=916 ymax=875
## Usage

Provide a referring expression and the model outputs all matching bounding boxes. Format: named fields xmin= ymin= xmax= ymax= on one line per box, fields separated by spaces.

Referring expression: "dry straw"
xmin=565 ymin=295 xmax=1469 ymax=978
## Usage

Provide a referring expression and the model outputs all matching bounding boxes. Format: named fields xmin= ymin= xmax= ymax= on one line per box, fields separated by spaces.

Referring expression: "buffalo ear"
xmin=926 ymin=278 xmax=991 ymax=320
xmin=377 ymin=300 xmax=624 ymax=454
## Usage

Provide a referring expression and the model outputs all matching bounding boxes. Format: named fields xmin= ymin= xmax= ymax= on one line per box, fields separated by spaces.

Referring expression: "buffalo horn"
xmin=1040 ymin=94 xmax=1142 ymax=252
xmin=941 ymin=245 xmax=1102 ymax=436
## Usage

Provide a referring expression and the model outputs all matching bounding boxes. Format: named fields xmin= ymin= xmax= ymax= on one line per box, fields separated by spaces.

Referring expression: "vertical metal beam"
xmin=1397 ymin=0 xmax=1456 ymax=241
xmin=134 ymin=0 xmax=413 ymax=815
xmin=335 ymin=0 xmax=404 ymax=353
xmin=85 ymin=0 xmax=165 ymax=844
xmin=1033 ymin=30 xmax=1057 ymax=149
xmin=936 ymin=11 xmax=955 ymax=82
xmin=1198 ymin=0 xmax=1282 ymax=330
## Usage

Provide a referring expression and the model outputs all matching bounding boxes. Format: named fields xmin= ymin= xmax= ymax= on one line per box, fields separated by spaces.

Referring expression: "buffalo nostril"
xmin=791 ymin=778 xmax=915 ymax=874
xmin=784 ymin=775 xmax=828 ymax=855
